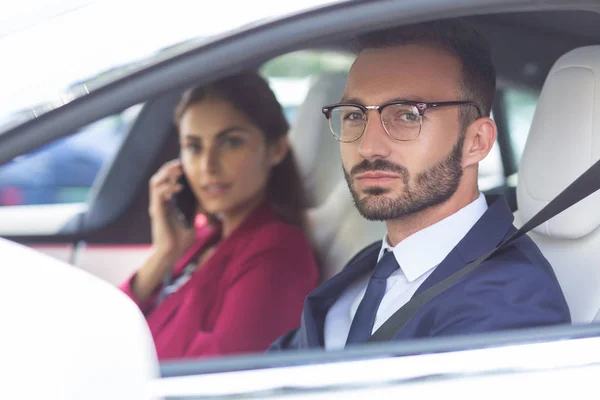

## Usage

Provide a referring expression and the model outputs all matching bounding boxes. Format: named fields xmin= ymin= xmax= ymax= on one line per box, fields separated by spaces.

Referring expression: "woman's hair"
xmin=173 ymin=71 xmax=307 ymax=230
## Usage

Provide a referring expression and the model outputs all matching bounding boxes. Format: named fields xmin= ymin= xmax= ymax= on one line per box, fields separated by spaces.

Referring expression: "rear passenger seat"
xmin=288 ymin=71 xmax=386 ymax=280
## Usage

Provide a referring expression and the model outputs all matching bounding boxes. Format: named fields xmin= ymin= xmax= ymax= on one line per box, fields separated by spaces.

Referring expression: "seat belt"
xmin=368 ymin=158 xmax=600 ymax=343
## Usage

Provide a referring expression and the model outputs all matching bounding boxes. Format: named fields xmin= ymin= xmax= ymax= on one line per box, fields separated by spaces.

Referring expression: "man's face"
xmin=341 ymin=44 xmax=467 ymax=221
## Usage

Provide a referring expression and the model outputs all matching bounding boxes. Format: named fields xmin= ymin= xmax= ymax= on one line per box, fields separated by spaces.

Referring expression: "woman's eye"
xmin=185 ymin=143 xmax=201 ymax=153
xmin=221 ymin=137 xmax=244 ymax=148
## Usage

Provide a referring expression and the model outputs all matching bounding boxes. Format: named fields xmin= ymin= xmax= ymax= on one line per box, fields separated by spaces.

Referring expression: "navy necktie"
xmin=346 ymin=251 xmax=400 ymax=346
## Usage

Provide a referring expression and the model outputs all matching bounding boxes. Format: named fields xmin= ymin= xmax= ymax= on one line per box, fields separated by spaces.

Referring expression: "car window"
xmin=262 ymin=50 xmax=355 ymax=123
xmin=0 ymin=104 xmax=142 ymax=207
xmin=5 ymin=1 xmax=600 ymax=392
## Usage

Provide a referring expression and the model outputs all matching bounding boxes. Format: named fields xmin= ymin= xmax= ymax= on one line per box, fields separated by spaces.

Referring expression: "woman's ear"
xmin=268 ymin=136 xmax=290 ymax=167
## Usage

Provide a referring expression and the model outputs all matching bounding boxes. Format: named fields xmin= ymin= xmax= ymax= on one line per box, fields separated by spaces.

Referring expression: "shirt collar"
xmin=378 ymin=192 xmax=488 ymax=282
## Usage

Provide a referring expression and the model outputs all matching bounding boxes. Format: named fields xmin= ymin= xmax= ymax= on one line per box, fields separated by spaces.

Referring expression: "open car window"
xmin=0 ymin=104 xmax=142 ymax=207
xmin=2 ymin=1 xmax=600 ymax=398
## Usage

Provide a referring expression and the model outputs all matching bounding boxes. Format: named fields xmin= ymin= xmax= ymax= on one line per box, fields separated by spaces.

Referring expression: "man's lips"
xmin=354 ymin=171 xmax=400 ymax=180
xmin=353 ymin=171 xmax=400 ymax=187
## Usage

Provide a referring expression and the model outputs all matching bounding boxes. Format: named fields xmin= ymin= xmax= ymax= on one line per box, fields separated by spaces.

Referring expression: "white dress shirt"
xmin=324 ymin=193 xmax=489 ymax=350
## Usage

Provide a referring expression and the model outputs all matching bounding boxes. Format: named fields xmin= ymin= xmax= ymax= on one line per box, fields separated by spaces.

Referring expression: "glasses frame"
xmin=322 ymin=100 xmax=483 ymax=143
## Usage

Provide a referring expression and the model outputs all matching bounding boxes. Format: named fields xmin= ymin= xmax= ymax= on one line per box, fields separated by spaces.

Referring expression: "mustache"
xmin=350 ymin=159 xmax=407 ymax=176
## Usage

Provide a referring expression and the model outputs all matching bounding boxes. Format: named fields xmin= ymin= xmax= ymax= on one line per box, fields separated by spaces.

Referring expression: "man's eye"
xmin=343 ymin=112 xmax=364 ymax=121
xmin=390 ymin=111 xmax=420 ymax=124
xmin=400 ymin=112 xmax=420 ymax=123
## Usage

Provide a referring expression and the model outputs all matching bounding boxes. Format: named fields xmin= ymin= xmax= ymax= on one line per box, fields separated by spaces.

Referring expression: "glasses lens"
xmin=328 ymin=106 xmax=366 ymax=142
xmin=381 ymin=104 xmax=422 ymax=141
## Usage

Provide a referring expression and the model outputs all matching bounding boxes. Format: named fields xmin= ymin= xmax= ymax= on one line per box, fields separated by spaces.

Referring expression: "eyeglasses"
xmin=321 ymin=100 xmax=482 ymax=143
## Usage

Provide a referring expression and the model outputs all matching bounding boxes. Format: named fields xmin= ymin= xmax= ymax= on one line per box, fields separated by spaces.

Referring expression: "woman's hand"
xmin=131 ymin=160 xmax=198 ymax=301
xmin=148 ymin=159 xmax=197 ymax=263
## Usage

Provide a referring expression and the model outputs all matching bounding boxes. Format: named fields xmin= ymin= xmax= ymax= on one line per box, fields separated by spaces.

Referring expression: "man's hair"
xmin=351 ymin=19 xmax=496 ymax=130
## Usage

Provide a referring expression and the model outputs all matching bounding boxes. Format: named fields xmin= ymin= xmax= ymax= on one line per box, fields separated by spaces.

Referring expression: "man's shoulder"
xmin=416 ymin=232 xmax=571 ymax=335
xmin=484 ymin=231 xmax=556 ymax=277
xmin=454 ymin=232 xmax=565 ymax=305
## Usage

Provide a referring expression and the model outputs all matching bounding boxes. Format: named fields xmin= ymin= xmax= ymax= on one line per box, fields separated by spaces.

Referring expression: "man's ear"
xmin=462 ymin=117 xmax=497 ymax=168
xmin=269 ymin=136 xmax=290 ymax=167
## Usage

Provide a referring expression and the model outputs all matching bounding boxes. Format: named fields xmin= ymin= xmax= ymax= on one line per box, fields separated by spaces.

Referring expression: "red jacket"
xmin=120 ymin=202 xmax=319 ymax=361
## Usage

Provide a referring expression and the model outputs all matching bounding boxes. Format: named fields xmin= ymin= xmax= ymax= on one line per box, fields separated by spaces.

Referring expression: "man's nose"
xmin=358 ymin=111 xmax=392 ymax=160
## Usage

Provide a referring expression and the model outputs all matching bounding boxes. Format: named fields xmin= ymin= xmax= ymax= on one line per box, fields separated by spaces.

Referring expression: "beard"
xmin=344 ymin=135 xmax=465 ymax=221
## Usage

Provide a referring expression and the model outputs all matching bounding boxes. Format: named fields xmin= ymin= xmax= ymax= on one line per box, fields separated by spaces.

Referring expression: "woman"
xmin=119 ymin=71 xmax=319 ymax=361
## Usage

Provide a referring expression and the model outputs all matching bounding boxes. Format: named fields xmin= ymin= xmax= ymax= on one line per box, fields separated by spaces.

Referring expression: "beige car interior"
xmin=514 ymin=45 xmax=600 ymax=324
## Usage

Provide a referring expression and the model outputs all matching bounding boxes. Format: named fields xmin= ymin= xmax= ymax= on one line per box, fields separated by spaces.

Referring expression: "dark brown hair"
xmin=351 ymin=19 xmax=496 ymax=131
xmin=174 ymin=71 xmax=306 ymax=230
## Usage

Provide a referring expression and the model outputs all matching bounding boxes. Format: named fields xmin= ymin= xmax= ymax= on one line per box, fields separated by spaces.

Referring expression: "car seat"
xmin=514 ymin=46 xmax=600 ymax=323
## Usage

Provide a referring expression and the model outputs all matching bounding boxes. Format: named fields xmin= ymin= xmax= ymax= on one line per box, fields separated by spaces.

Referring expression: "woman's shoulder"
xmin=226 ymin=202 xmax=311 ymax=252
xmin=218 ymin=208 xmax=320 ymax=283
xmin=225 ymin=218 xmax=319 ymax=283
xmin=245 ymin=217 xmax=312 ymax=253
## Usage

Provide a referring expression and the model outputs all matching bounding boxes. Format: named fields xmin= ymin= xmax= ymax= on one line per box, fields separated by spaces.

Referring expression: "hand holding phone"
xmin=148 ymin=160 xmax=198 ymax=263
xmin=137 ymin=161 xmax=199 ymax=301
xmin=172 ymin=173 xmax=197 ymax=229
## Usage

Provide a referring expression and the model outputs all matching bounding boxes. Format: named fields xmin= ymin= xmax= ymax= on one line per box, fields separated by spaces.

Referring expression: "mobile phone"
xmin=172 ymin=173 xmax=197 ymax=229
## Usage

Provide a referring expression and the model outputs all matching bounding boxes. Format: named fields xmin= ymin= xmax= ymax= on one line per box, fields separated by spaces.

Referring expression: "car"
xmin=1 ymin=0 xmax=600 ymax=398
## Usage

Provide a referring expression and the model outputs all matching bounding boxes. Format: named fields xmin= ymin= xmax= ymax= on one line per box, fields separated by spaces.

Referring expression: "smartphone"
xmin=172 ymin=173 xmax=197 ymax=229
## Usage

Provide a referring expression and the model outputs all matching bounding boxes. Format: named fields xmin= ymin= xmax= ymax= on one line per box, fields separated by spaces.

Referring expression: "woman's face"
xmin=178 ymin=100 xmax=285 ymax=219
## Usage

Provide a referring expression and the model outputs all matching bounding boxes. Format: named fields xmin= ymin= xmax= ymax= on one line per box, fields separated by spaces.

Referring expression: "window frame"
xmin=154 ymin=323 xmax=600 ymax=399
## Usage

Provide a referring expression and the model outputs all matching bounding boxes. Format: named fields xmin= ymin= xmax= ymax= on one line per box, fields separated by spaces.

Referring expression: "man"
xmin=270 ymin=19 xmax=570 ymax=351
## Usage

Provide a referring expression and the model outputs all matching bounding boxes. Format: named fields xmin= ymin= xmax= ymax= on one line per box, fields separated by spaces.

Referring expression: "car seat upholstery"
xmin=288 ymin=71 xmax=386 ymax=280
xmin=514 ymin=46 xmax=600 ymax=324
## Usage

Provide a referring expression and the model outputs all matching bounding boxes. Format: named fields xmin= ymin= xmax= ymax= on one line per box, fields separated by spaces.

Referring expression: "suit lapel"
xmin=300 ymin=241 xmax=381 ymax=347
xmin=414 ymin=195 xmax=515 ymax=295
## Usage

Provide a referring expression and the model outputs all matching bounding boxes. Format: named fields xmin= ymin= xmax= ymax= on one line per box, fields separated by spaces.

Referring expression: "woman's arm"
xmin=118 ymin=251 xmax=173 ymax=314
xmin=121 ymin=160 xmax=198 ymax=308
xmin=128 ymin=250 xmax=179 ymax=302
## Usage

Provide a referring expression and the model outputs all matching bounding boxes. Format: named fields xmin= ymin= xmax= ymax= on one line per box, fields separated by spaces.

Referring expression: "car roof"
xmin=0 ymin=0 xmax=345 ymax=134
xmin=1 ymin=0 xmax=598 ymax=163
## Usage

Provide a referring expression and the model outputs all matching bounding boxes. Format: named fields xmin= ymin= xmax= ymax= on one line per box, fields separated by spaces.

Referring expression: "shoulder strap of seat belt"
xmin=368 ymin=158 xmax=600 ymax=343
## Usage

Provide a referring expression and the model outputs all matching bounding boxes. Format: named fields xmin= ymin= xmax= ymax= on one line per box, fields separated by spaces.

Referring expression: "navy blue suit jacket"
xmin=269 ymin=196 xmax=571 ymax=351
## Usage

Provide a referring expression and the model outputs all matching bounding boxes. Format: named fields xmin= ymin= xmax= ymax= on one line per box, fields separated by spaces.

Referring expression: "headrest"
xmin=289 ymin=71 xmax=348 ymax=208
xmin=517 ymin=46 xmax=600 ymax=239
